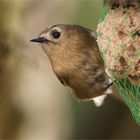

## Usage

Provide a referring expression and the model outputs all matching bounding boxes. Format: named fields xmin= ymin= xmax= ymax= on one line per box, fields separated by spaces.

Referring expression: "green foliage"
xmin=73 ymin=0 xmax=103 ymax=32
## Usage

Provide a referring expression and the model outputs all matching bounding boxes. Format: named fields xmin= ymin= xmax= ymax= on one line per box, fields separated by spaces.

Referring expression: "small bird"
xmin=31 ymin=24 xmax=112 ymax=104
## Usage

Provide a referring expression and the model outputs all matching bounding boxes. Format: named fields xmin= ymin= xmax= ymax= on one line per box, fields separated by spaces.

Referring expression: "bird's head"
xmin=31 ymin=24 xmax=98 ymax=70
xmin=31 ymin=24 xmax=96 ymax=53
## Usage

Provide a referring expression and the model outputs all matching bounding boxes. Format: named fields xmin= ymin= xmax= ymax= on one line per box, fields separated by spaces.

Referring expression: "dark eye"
xmin=51 ymin=30 xmax=61 ymax=39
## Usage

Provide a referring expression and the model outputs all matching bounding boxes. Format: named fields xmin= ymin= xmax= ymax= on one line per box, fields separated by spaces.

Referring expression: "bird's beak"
xmin=30 ymin=37 xmax=48 ymax=43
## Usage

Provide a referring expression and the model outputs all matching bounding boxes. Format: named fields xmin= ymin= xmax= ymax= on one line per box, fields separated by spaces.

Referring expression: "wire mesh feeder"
xmin=97 ymin=0 xmax=140 ymax=124
xmin=114 ymin=76 xmax=140 ymax=124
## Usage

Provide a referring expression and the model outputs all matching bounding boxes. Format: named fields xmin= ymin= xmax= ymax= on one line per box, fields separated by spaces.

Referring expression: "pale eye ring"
xmin=51 ymin=30 xmax=61 ymax=39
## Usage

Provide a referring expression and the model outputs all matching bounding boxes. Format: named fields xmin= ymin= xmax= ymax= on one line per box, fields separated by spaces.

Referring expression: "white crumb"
xmin=92 ymin=94 xmax=107 ymax=107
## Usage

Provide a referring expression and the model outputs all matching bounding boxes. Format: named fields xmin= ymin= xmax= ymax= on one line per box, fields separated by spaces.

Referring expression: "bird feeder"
xmin=97 ymin=0 xmax=140 ymax=124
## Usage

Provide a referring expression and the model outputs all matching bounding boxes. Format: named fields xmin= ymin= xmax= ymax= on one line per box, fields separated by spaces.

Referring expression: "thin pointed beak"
xmin=30 ymin=37 xmax=48 ymax=43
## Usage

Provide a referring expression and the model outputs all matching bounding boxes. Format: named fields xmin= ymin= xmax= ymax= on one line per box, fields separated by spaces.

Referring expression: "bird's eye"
xmin=51 ymin=30 xmax=61 ymax=39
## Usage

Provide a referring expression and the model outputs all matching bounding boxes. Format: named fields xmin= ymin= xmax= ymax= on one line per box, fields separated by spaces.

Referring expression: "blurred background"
xmin=0 ymin=0 xmax=140 ymax=139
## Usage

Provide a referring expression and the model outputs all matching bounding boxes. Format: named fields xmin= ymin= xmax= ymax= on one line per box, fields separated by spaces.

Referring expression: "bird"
xmin=31 ymin=24 xmax=112 ymax=104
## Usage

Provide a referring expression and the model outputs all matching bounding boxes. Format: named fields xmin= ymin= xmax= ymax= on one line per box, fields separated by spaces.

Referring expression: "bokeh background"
xmin=0 ymin=0 xmax=140 ymax=139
